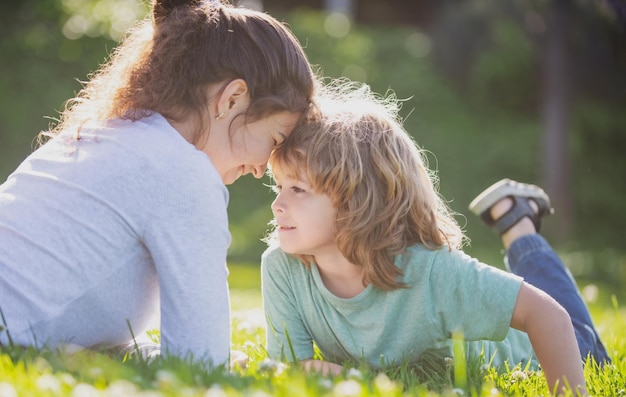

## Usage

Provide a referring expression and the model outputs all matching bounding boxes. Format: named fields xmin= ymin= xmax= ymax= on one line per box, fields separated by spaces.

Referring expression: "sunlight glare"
xmin=325 ymin=12 xmax=351 ymax=38
xmin=405 ymin=31 xmax=431 ymax=58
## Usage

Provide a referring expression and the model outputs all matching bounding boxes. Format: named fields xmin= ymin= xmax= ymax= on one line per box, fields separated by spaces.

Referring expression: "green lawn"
xmin=1 ymin=265 xmax=624 ymax=396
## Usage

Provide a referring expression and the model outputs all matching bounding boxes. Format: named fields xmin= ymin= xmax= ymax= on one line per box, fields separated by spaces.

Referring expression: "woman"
xmin=0 ymin=0 xmax=316 ymax=367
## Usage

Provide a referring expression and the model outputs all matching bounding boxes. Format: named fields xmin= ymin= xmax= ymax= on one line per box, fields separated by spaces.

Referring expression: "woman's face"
xmin=205 ymin=110 xmax=302 ymax=185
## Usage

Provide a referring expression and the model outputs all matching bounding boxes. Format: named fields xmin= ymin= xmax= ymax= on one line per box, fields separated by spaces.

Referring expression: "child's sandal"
xmin=468 ymin=179 xmax=554 ymax=235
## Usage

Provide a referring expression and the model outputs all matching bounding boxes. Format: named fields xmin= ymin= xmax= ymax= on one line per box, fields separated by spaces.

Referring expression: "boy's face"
xmin=270 ymin=170 xmax=337 ymax=257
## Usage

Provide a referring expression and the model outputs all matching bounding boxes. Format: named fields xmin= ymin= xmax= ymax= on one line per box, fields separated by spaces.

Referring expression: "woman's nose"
xmin=252 ymin=164 xmax=266 ymax=179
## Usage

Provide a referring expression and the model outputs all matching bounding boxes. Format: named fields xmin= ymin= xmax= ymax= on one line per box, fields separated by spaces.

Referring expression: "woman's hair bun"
xmin=153 ymin=0 xmax=199 ymax=20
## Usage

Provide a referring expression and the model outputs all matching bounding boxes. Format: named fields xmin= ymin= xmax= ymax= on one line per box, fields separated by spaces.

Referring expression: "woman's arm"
xmin=144 ymin=155 xmax=232 ymax=366
xmin=510 ymin=282 xmax=587 ymax=396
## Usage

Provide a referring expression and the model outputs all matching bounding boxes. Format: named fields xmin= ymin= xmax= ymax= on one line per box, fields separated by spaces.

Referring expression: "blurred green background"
xmin=1 ymin=0 xmax=624 ymax=292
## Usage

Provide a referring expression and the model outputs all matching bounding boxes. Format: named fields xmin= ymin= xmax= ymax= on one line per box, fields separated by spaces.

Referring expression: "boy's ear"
xmin=216 ymin=79 xmax=250 ymax=117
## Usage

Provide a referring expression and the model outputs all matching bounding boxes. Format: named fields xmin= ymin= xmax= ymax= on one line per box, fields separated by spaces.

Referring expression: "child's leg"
xmin=506 ymin=234 xmax=611 ymax=365
xmin=470 ymin=179 xmax=611 ymax=365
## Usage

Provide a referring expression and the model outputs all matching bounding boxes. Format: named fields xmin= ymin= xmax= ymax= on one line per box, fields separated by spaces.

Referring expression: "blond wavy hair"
xmin=42 ymin=0 xmax=315 ymax=142
xmin=267 ymin=81 xmax=465 ymax=290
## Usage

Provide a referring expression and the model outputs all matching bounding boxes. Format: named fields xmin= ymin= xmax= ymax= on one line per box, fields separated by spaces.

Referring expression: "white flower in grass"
xmin=236 ymin=321 xmax=254 ymax=333
xmin=0 ymin=382 xmax=18 ymax=397
xmin=33 ymin=357 xmax=52 ymax=372
xmin=373 ymin=373 xmax=397 ymax=392
xmin=248 ymin=391 xmax=272 ymax=397
xmin=71 ymin=383 xmax=100 ymax=397
xmin=489 ymin=387 xmax=503 ymax=396
xmin=274 ymin=362 xmax=287 ymax=375
xmin=317 ymin=378 xmax=333 ymax=391
xmin=177 ymin=387 xmax=197 ymax=396
xmin=36 ymin=374 xmax=61 ymax=393
xmin=89 ymin=367 xmax=104 ymax=378
xmin=60 ymin=373 xmax=77 ymax=387
xmin=243 ymin=341 xmax=257 ymax=349
xmin=452 ymin=388 xmax=465 ymax=396
xmin=346 ymin=368 xmax=362 ymax=380
xmin=444 ymin=357 xmax=454 ymax=368
xmin=257 ymin=358 xmax=287 ymax=375
xmin=204 ymin=385 xmax=227 ymax=397
xmin=333 ymin=380 xmax=362 ymax=397
xmin=257 ymin=358 xmax=278 ymax=372
xmin=510 ymin=370 xmax=527 ymax=382
xmin=137 ymin=391 xmax=164 ymax=397
xmin=106 ymin=380 xmax=138 ymax=397
xmin=155 ymin=370 xmax=178 ymax=388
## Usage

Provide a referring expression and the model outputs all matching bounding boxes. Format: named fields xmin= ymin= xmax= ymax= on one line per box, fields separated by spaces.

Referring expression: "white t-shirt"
xmin=0 ymin=113 xmax=231 ymax=366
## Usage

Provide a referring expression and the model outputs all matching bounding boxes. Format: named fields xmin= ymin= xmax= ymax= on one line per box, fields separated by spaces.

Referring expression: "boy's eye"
xmin=268 ymin=183 xmax=306 ymax=194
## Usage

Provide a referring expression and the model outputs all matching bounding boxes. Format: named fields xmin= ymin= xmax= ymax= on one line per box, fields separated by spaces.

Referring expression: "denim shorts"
xmin=505 ymin=234 xmax=611 ymax=365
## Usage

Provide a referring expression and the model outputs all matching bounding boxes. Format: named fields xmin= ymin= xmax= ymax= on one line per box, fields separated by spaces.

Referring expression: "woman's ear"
xmin=215 ymin=79 xmax=250 ymax=119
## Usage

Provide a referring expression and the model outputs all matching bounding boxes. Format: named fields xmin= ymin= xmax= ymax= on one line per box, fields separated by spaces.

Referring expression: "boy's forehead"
xmin=270 ymin=161 xmax=305 ymax=181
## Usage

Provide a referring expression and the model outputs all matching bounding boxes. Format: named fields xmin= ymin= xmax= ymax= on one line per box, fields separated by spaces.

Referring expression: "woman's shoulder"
xmin=103 ymin=114 xmax=226 ymax=217
xmin=112 ymin=113 xmax=196 ymax=154
xmin=119 ymin=114 xmax=222 ymax=186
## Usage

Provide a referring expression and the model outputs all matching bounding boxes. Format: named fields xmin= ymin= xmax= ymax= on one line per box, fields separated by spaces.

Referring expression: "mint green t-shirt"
xmin=261 ymin=244 xmax=538 ymax=370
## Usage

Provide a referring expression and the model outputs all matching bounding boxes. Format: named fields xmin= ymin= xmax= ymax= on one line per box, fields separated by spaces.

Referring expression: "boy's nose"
xmin=271 ymin=196 xmax=284 ymax=214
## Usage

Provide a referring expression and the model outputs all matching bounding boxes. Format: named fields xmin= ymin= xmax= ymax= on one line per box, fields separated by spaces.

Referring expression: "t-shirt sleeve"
xmin=427 ymin=249 xmax=523 ymax=343
xmin=261 ymin=247 xmax=315 ymax=362
xmin=142 ymin=156 xmax=231 ymax=367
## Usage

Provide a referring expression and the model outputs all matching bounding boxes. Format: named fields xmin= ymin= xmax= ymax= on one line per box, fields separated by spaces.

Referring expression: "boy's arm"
xmin=300 ymin=359 xmax=343 ymax=376
xmin=510 ymin=282 xmax=587 ymax=396
xmin=261 ymin=249 xmax=316 ymax=362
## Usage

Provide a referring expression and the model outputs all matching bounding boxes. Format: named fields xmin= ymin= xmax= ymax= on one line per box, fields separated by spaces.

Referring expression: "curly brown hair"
xmin=46 ymin=0 xmax=316 ymax=143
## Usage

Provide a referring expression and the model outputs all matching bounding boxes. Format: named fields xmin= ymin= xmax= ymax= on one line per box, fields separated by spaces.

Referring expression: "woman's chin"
xmin=222 ymin=167 xmax=244 ymax=185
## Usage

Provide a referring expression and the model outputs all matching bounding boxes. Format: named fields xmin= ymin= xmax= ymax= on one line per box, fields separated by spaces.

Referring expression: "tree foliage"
xmin=0 ymin=1 xmax=624 ymax=284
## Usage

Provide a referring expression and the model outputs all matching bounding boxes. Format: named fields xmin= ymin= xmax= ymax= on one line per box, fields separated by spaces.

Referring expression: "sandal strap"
xmin=482 ymin=196 xmax=540 ymax=234
xmin=470 ymin=178 xmax=554 ymax=235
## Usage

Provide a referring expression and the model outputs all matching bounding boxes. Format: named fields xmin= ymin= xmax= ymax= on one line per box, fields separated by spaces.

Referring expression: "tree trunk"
xmin=324 ymin=0 xmax=355 ymax=17
xmin=541 ymin=0 xmax=573 ymax=242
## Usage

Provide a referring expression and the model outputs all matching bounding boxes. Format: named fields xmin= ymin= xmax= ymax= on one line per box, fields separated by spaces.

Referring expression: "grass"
xmin=1 ymin=265 xmax=624 ymax=396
